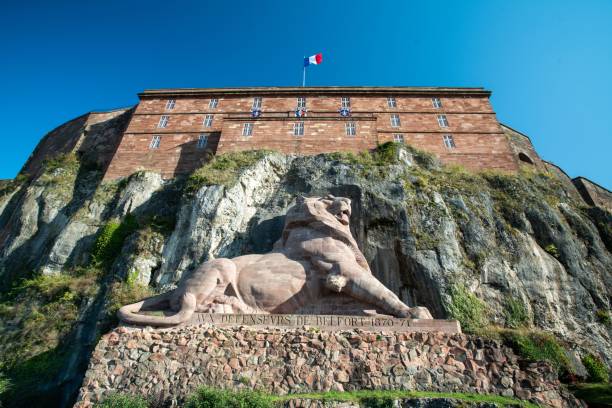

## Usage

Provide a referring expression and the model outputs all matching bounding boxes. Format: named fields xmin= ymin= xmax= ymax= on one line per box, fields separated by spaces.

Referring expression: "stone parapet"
xmin=75 ymin=325 xmax=581 ymax=408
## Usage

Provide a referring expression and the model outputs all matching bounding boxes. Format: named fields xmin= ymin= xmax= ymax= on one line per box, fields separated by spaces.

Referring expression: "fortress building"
xmin=17 ymin=86 xmax=611 ymax=209
xmin=104 ymin=86 xmax=517 ymax=179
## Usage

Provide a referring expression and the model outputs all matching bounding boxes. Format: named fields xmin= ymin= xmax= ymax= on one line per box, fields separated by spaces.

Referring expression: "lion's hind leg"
xmin=188 ymin=258 xmax=239 ymax=310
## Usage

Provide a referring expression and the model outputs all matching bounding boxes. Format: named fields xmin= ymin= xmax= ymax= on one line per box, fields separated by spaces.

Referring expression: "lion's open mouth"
xmin=335 ymin=209 xmax=350 ymax=225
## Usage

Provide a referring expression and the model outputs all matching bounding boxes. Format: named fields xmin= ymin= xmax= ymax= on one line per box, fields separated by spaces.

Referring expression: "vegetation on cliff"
xmin=186 ymin=150 xmax=273 ymax=193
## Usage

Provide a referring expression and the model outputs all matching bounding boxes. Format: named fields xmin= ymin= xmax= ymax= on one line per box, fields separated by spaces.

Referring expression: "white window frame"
xmin=149 ymin=135 xmax=161 ymax=149
xmin=252 ymin=97 xmax=262 ymax=109
xmin=242 ymin=122 xmax=253 ymax=137
xmin=203 ymin=114 xmax=213 ymax=127
xmin=297 ymin=97 xmax=306 ymax=109
xmin=443 ymin=134 xmax=456 ymax=149
xmin=393 ymin=133 xmax=404 ymax=143
xmin=165 ymin=99 xmax=175 ymax=110
xmin=158 ymin=115 xmax=169 ymax=128
xmin=432 ymin=97 xmax=442 ymax=108
xmin=345 ymin=121 xmax=356 ymax=136
xmin=341 ymin=97 xmax=351 ymax=108
xmin=209 ymin=98 xmax=218 ymax=109
xmin=390 ymin=114 xmax=401 ymax=128
xmin=197 ymin=134 xmax=208 ymax=149
xmin=437 ymin=114 xmax=449 ymax=128
xmin=293 ymin=121 xmax=304 ymax=136
xmin=387 ymin=97 xmax=397 ymax=108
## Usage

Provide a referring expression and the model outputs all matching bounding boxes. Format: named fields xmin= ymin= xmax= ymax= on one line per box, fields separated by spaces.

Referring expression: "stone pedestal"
xmin=75 ymin=320 xmax=581 ymax=407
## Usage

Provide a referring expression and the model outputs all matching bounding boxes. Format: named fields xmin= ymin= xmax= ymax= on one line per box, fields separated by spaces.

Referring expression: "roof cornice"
xmin=138 ymin=86 xmax=491 ymax=98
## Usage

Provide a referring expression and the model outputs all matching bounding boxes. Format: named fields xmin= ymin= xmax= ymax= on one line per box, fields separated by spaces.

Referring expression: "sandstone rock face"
xmin=156 ymin=153 xmax=291 ymax=286
xmin=75 ymin=325 xmax=582 ymax=407
xmin=0 ymin=148 xmax=610 ymax=406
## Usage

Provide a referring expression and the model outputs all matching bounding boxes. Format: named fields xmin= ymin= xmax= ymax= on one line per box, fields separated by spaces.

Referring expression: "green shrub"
xmin=97 ymin=393 xmax=149 ymax=408
xmin=186 ymin=150 xmax=271 ymax=193
xmin=185 ymin=387 xmax=274 ymax=408
xmin=570 ymin=383 xmax=612 ymax=407
xmin=0 ymin=271 xmax=99 ymax=367
xmin=544 ymin=244 xmax=560 ymax=258
xmin=582 ymin=353 xmax=609 ymax=383
xmin=504 ymin=297 xmax=529 ymax=328
xmin=405 ymin=145 xmax=438 ymax=169
xmin=501 ymin=330 xmax=574 ymax=374
xmin=42 ymin=153 xmax=80 ymax=173
xmin=107 ymin=281 xmax=155 ymax=318
xmin=0 ymin=371 xmax=11 ymax=394
xmin=596 ymin=309 xmax=611 ymax=325
xmin=362 ymin=396 xmax=395 ymax=408
xmin=446 ymin=284 xmax=488 ymax=333
xmin=91 ymin=215 xmax=138 ymax=267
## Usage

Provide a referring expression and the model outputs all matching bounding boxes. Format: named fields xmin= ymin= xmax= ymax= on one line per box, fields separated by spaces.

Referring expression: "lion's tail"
xmin=117 ymin=292 xmax=196 ymax=327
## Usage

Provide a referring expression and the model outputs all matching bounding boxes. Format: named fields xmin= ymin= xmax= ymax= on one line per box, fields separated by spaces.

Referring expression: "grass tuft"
xmin=185 ymin=387 xmax=273 ymax=408
xmin=504 ymin=297 xmax=529 ymax=329
xmin=495 ymin=328 xmax=574 ymax=375
xmin=91 ymin=215 xmax=139 ymax=267
xmin=96 ymin=393 xmax=149 ymax=408
xmin=446 ymin=284 xmax=488 ymax=333
xmin=186 ymin=150 xmax=272 ymax=193
xmin=582 ymin=353 xmax=609 ymax=383
xmin=595 ymin=309 xmax=611 ymax=325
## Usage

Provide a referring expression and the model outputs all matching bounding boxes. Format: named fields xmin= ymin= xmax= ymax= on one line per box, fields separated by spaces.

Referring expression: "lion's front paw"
xmin=409 ymin=306 xmax=433 ymax=319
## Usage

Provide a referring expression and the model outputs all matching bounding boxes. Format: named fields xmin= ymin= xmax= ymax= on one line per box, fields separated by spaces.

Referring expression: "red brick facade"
xmin=102 ymin=86 xmax=521 ymax=180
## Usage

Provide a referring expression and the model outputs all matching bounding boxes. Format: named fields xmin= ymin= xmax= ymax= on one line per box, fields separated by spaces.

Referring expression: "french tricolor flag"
xmin=304 ymin=53 xmax=323 ymax=67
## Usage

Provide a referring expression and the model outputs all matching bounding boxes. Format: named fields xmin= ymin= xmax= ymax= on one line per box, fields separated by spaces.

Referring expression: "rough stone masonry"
xmin=75 ymin=325 xmax=581 ymax=408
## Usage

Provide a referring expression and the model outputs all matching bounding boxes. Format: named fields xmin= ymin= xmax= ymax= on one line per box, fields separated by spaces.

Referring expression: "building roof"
xmin=139 ymin=86 xmax=491 ymax=98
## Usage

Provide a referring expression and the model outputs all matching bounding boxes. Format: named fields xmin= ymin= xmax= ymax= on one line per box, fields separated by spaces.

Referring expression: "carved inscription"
xmin=187 ymin=313 xmax=461 ymax=333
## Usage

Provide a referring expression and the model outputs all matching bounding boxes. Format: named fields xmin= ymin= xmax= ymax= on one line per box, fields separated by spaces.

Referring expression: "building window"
xmin=432 ymin=97 xmax=442 ymax=108
xmin=341 ymin=97 xmax=351 ymax=108
xmin=165 ymin=99 xmax=175 ymax=110
xmin=293 ymin=121 xmax=304 ymax=136
xmin=149 ymin=135 xmax=161 ymax=149
xmin=443 ymin=134 xmax=456 ymax=149
xmin=345 ymin=121 xmax=356 ymax=136
xmin=387 ymin=97 xmax=397 ymax=108
xmin=209 ymin=98 xmax=218 ymax=109
xmin=203 ymin=114 xmax=213 ymax=127
xmin=158 ymin=115 xmax=169 ymax=128
xmin=242 ymin=122 xmax=253 ymax=137
xmin=297 ymin=97 xmax=306 ymax=109
xmin=197 ymin=134 xmax=208 ymax=149
xmin=390 ymin=114 xmax=401 ymax=127
xmin=393 ymin=134 xmax=404 ymax=143
xmin=437 ymin=114 xmax=449 ymax=128
xmin=252 ymin=97 xmax=262 ymax=109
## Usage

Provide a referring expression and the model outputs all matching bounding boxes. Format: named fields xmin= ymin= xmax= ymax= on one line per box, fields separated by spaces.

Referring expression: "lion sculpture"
xmin=118 ymin=195 xmax=433 ymax=326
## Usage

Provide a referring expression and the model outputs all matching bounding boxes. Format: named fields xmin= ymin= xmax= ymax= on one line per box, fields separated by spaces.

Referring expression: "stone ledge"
xmin=75 ymin=325 xmax=582 ymax=408
xmin=183 ymin=314 xmax=461 ymax=333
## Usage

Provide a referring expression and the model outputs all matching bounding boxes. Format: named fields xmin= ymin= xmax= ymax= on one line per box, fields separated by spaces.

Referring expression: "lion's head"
xmin=284 ymin=195 xmax=352 ymax=231
xmin=281 ymin=195 xmax=371 ymax=273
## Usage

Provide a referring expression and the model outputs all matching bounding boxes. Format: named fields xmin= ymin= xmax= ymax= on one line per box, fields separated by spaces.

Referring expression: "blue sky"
xmin=1 ymin=0 xmax=610 ymax=188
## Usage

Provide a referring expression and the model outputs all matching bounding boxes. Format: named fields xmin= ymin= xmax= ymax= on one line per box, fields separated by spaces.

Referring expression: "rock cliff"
xmin=0 ymin=145 xmax=610 ymax=407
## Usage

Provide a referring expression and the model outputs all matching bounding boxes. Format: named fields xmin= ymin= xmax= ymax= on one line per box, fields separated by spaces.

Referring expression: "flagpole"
xmin=302 ymin=57 xmax=306 ymax=87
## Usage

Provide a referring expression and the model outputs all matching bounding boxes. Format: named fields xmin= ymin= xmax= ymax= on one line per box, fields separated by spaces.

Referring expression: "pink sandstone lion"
xmin=118 ymin=195 xmax=433 ymax=326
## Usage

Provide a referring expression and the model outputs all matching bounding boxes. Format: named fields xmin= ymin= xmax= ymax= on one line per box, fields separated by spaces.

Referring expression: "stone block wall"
xmin=572 ymin=177 xmax=612 ymax=211
xmin=502 ymin=124 xmax=545 ymax=170
xmin=75 ymin=325 xmax=581 ymax=408
xmin=19 ymin=108 xmax=133 ymax=179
